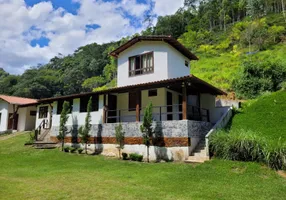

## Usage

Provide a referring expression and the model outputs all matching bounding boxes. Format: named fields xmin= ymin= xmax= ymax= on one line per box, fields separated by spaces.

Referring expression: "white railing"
xmin=205 ymin=107 xmax=233 ymax=157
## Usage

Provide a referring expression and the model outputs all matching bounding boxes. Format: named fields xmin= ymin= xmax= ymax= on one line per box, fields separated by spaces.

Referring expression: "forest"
xmin=1 ymin=0 xmax=286 ymax=99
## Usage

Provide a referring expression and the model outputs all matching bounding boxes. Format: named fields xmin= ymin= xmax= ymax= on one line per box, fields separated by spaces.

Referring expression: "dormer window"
xmin=129 ymin=52 xmax=154 ymax=77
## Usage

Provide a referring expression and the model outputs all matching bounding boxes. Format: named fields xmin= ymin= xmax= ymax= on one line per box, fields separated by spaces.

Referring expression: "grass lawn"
xmin=229 ymin=91 xmax=286 ymax=142
xmin=0 ymin=134 xmax=286 ymax=200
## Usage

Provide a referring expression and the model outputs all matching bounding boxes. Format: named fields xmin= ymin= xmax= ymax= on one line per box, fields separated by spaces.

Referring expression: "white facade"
xmin=0 ymin=100 xmax=36 ymax=132
xmin=117 ymin=41 xmax=190 ymax=87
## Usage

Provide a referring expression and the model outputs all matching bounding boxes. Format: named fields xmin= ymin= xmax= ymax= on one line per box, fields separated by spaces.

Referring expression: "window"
xmin=39 ymin=106 xmax=48 ymax=119
xmin=57 ymin=100 xmax=73 ymax=114
xmin=129 ymin=52 xmax=154 ymax=77
xmin=80 ymin=95 xmax=99 ymax=112
xmin=185 ymin=60 xmax=189 ymax=67
xmin=30 ymin=111 xmax=37 ymax=116
xmin=148 ymin=89 xmax=157 ymax=97
xmin=129 ymin=91 xmax=141 ymax=111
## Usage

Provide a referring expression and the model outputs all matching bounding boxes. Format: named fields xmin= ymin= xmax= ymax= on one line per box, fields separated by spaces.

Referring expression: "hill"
xmin=1 ymin=2 xmax=286 ymax=99
xmin=230 ymin=90 xmax=286 ymax=142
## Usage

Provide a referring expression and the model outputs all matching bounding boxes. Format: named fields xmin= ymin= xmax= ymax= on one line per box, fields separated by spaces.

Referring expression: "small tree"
xmin=57 ymin=101 xmax=70 ymax=151
xmin=140 ymin=102 xmax=154 ymax=162
xmin=79 ymin=97 xmax=92 ymax=154
xmin=115 ymin=124 xmax=125 ymax=159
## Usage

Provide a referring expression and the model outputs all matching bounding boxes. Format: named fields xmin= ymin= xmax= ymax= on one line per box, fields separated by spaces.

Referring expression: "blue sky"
xmin=0 ymin=0 xmax=184 ymax=74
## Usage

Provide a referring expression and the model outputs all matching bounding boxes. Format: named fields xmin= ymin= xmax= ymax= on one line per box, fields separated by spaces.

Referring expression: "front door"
xmin=167 ymin=92 xmax=173 ymax=120
xmin=107 ymin=95 xmax=117 ymax=123
xmin=8 ymin=113 xmax=18 ymax=130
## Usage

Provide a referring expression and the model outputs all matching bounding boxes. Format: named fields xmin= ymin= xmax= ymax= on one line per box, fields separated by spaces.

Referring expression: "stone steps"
xmin=185 ymin=139 xmax=210 ymax=163
xmin=33 ymin=142 xmax=58 ymax=149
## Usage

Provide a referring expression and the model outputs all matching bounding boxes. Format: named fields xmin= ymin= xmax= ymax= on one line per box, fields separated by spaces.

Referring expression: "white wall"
xmin=117 ymin=41 xmax=168 ymax=87
xmin=167 ymin=44 xmax=190 ymax=79
xmin=35 ymin=104 xmax=52 ymax=129
xmin=117 ymin=41 xmax=191 ymax=87
xmin=0 ymin=100 xmax=9 ymax=132
xmin=25 ymin=106 xmax=37 ymax=130
xmin=51 ymin=95 xmax=104 ymax=127
xmin=18 ymin=107 xmax=27 ymax=132
xmin=116 ymin=88 xmax=168 ymax=122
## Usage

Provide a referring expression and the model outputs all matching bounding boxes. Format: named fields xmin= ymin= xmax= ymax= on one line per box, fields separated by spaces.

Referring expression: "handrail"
xmin=105 ymin=104 xmax=210 ymax=123
xmin=34 ymin=119 xmax=45 ymax=141
xmin=205 ymin=107 xmax=233 ymax=157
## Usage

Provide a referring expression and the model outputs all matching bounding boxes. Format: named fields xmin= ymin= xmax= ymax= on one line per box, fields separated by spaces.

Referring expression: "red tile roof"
xmin=0 ymin=95 xmax=37 ymax=105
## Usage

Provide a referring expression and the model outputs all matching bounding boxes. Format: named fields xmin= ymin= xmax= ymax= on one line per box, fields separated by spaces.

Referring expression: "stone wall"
xmin=51 ymin=120 xmax=213 ymax=161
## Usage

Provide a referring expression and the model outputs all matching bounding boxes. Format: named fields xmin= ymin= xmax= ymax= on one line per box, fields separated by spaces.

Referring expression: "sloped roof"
xmin=0 ymin=95 xmax=37 ymax=105
xmin=30 ymin=75 xmax=226 ymax=105
xmin=109 ymin=35 xmax=198 ymax=60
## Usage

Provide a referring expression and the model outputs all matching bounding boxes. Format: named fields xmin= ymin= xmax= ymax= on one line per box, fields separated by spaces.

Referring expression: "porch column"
xmin=136 ymin=90 xmax=140 ymax=122
xmin=182 ymin=83 xmax=187 ymax=120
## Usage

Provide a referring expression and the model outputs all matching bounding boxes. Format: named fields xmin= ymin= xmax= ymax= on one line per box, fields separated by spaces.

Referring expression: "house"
xmin=0 ymin=95 xmax=37 ymax=133
xmin=30 ymin=36 xmax=231 ymax=161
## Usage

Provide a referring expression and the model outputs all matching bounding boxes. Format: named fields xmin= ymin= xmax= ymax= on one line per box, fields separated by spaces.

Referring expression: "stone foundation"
xmin=51 ymin=120 xmax=213 ymax=161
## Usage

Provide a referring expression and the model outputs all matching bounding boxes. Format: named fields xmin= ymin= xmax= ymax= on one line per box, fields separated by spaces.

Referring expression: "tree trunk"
xmin=85 ymin=143 xmax=87 ymax=154
xmin=147 ymin=146 xmax=150 ymax=163
xmin=61 ymin=140 xmax=64 ymax=151
xmin=282 ymin=0 xmax=286 ymax=22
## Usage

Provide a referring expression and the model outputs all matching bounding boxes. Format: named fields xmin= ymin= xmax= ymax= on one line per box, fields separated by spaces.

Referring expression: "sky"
xmin=0 ymin=0 xmax=184 ymax=75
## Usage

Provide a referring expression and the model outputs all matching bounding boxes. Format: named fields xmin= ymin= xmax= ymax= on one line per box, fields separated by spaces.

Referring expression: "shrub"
xmin=63 ymin=146 xmax=70 ymax=152
xmin=129 ymin=153 xmax=143 ymax=162
xmin=122 ymin=153 xmax=128 ymax=160
xmin=77 ymin=148 xmax=84 ymax=154
xmin=263 ymin=140 xmax=286 ymax=170
xmin=210 ymin=130 xmax=286 ymax=170
xmin=232 ymin=60 xmax=286 ymax=99
xmin=70 ymin=147 xmax=77 ymax=153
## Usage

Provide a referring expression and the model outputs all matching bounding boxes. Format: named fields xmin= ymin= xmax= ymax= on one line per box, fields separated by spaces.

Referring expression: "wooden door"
xmin=8 ymin=113 xmax=18 ymax=130
xmin=167 ymin=92 xmax=173 ymax=120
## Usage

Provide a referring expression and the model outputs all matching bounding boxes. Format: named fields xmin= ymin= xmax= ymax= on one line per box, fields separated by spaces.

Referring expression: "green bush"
xmin=232 ymin=60 xmax=286 ymax=99
xmin=63 ymin=146 xmax=70 ymax=152
xmin=77 ymin=148 xmax=84 ymax=154
xmin=70 ymin=147 xmax=77 ymax=153
xmin=122 ymin=153 xmax=128 ymax=160
xmin=129 ymin=153 xmax=143 ymax=162
xmin=209 ymin=130 xmax=286 ymax=170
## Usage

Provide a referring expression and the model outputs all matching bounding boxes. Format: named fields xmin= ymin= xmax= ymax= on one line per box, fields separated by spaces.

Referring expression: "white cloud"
xmin=153 ymin=0 xmax=184 ymax=16
xmin=0 ymin=0 xmax=183 ymax=75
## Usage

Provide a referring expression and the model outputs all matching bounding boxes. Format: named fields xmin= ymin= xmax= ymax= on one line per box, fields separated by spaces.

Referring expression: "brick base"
xmin=50 ymin=136 xmax=189 ymax=147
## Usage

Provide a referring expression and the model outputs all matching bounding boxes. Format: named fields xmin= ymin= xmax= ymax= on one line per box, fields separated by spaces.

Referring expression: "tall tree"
xmin=140 ymin=103 xmax=155 ymax=163
xmin=79 ymin=97 xmax=92 ymax=154
xmin=57 ymin=101 xmax=70 ymax=151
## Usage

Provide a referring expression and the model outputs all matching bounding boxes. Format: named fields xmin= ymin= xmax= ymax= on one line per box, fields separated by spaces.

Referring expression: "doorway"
xmin=167 ymin=92 xmax=173 ymax=120
xmin=107 ymin=95 xmax=117 ymax=123
xmin=8 ymin=113 xmax=18 ymax=130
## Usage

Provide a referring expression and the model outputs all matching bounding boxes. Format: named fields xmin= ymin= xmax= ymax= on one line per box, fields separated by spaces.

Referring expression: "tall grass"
xmin=210 ymin=129 xmax=286 ymax=170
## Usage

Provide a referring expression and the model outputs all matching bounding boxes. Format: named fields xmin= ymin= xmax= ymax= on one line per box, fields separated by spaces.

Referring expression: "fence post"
xmin=159 ymin=107 xmax=162 ymax=121
xmin=118 ymin=110 xmax=121 ymax=123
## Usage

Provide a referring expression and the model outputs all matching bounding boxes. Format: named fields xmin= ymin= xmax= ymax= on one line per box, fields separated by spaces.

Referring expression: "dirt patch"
xmin=277 ymin=170 xmax=286 ymax=179
xmin=231 ymin=166 xmax=246 ymax=174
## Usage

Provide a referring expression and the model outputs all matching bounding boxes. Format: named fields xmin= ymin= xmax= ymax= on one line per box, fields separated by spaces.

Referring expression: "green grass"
xmin=229 ymin=91 xmax=286 ymax=142
xmin=0 ymin=134 xmax=286 ymax=200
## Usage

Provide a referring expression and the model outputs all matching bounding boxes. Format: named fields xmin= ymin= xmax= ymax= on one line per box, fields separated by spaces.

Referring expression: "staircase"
xmin=185 ymin=139 xmax=210 ymax=163
xmin=33 ymin=129 xmax=58 ymax=149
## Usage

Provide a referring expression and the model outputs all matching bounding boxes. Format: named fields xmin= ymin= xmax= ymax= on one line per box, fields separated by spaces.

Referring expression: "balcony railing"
xmin=105 ymin=104 xmax=209 ymax=123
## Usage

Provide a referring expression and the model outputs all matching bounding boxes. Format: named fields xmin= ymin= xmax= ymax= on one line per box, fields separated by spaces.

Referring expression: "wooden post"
xmin=159 ymin=107 xmax=162 ymax=121
xmin=182 ymin=83 xmax=187 ymax=120
xmin=136 ymin=90 xmax=140 ymax=122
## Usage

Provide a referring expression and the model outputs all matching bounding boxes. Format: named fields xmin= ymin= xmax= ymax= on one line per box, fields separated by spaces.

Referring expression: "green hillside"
xmin=1 ymin=2 xmax=286 ymax=100
xmin=230 ymin=90 xmax=286 ymax=142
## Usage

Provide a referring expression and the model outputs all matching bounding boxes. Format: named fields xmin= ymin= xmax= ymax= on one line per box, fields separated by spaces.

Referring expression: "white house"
xmin=31 ymin=36 xmax=230 ymax=162
xmin=0 ymin=95 xmax=37 ymax=133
